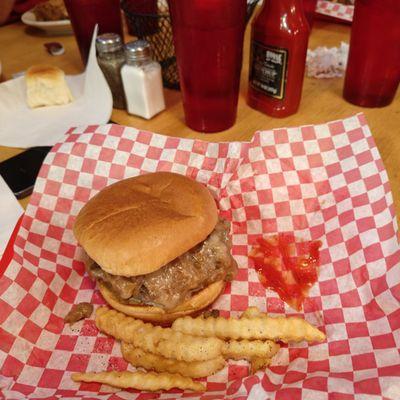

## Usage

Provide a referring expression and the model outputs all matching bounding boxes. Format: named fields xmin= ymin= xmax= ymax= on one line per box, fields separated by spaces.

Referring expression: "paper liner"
xmin=316 ymin=0 xmax=354 ymax=23
xmin=0 ymin=115 xmax=399 ymax=399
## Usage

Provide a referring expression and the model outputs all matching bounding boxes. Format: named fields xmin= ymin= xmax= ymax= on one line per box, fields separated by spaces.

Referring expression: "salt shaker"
xmin=96 ymin=33 xmax=126 ymax=109
xmin=121 ymin=40 xmax=165 ymax=119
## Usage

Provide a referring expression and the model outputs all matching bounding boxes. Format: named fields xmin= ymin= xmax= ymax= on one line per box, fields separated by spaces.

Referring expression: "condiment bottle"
xmin=247 ymin=0 xmax=310 ymax=118
xmin=96 ymin=33 xmax=126 ymax=109
xmin=121 ymin=40 xmax=165 ymax=119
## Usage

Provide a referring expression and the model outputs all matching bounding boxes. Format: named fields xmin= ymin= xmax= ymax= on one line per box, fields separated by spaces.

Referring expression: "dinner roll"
xmin=26 ymin=65 xmax=73 ymax=108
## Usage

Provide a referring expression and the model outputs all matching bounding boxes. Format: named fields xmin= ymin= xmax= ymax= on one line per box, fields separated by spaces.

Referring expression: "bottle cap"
xmin=96 ymin=33 xmax=123 ymax=53
xmin=124 ymin=40 xmax=152 ymax=62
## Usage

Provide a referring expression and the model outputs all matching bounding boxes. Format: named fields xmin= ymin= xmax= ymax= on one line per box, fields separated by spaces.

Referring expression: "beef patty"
xmin=87 ymin=219 xmax=237 ymax=310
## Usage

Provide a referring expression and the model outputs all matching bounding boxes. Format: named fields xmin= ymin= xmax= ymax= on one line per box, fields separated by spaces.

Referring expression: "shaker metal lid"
xmin=96 ymin=33 xmax=123 ymax=53
xmin=124 ymin=40 xmax=152 ymax=61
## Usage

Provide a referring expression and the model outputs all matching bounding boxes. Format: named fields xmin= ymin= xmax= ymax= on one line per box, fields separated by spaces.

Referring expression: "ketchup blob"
xmin=249 ymin=234 xmax=322 ymax=311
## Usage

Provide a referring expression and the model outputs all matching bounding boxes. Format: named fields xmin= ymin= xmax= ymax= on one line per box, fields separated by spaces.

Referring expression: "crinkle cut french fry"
xmin=71 ymin=370 xmax=205 ymax=392
xmin=95 ymin=307 xmax=223 ymax=362
xmin=172 ymin=314 xmax=326 ymax=343
xmin=240 ymin=307 xmax=274 ymax=372
xmin=222 ymin=339 xmax=280 ymax=361
xmin=250 ymin=357 xmax=271 ymax=374
xmin=241 ymin=307 xmax=267 ymax=319
xmin=240 ymin=308 xmax=273 ymax=372
xmin=121 ymin=343 xmax=226 ymax=378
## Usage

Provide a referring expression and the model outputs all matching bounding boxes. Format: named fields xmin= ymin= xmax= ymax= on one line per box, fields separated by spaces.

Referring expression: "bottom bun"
xmin=98 ymin=280 xmax=225 ymax=324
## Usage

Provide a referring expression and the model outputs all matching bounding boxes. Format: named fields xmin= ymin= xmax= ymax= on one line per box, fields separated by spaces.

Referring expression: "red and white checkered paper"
xmin=0 ymin=114 xmax=399 ymax=400
xmin=316 ymin=0 xmax=354 ymax=23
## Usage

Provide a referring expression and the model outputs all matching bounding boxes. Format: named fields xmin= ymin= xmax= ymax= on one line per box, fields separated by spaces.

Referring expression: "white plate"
xmin=21 ymin=10 xmax=73 ymax=35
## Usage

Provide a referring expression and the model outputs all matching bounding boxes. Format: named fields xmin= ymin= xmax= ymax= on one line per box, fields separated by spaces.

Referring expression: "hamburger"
xmin=73 ymin=172 xmax=237 ymax=323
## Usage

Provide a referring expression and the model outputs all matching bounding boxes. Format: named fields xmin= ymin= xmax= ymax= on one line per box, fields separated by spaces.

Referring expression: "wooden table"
xmin=0 ymin=19 xmax=399 ymax=218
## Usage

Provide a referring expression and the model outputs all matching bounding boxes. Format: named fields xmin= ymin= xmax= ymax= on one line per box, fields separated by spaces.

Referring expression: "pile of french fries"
xmin=72 ymin=306 xmax=325 ymax=392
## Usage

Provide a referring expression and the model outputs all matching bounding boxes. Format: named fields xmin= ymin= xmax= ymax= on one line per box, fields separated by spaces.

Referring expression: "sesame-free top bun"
xmin=73 ymin=172 xmax=218 ymax=277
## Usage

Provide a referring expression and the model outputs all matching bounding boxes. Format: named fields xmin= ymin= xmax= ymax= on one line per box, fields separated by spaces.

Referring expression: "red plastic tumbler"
xmin=64 ymin=0 xmax=123 ymax=65
xmin=343 ymin=0 xmax=400 ymax=107
xmin=168 ymin=0 xmax=247 ymax=133
xmin=123 ymin=0 xmax=159 ymax=36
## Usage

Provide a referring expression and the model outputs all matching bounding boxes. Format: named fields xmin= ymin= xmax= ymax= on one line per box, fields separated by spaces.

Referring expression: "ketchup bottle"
xmin=247 ymin=0 xmax=310 ymax=118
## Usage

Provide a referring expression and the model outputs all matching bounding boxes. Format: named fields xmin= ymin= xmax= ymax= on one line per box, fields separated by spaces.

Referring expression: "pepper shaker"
xmin=96 ymin=33 xmax=126 ymax=109
xmin=121 ymin=40 xmax=165 ymax=119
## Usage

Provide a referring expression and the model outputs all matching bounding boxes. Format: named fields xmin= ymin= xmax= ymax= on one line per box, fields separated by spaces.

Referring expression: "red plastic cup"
xmin=123 ymin=0 xmax=159 ymax=36
xmin=343 ymin=0 xmax=400 ymax=107
xmin=64 ymin=0 xmax=123 ymax=65
xmin=168 ymin=0 xmax=247 ymax=133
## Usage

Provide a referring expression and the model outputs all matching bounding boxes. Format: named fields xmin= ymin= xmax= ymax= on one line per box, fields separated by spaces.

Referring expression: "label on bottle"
xmin=249 ymin=41 xmax=288 ymax=100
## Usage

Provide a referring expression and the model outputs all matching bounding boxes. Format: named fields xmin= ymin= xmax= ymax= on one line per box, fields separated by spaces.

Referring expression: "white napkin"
xmin=0 ymin=26 xmax=112 ymax=148
xmin=0 ymin=175 xmax=23 ymax=257
xmin=307 ymin=42 xmax=349 ymax=78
